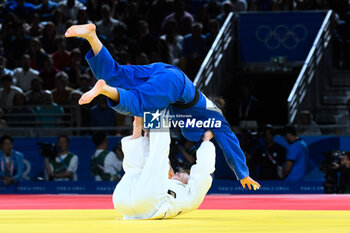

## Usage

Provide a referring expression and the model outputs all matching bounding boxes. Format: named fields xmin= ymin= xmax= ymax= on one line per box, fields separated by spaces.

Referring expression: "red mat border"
xmin=0 ymin=194 xmax=350 ymax=210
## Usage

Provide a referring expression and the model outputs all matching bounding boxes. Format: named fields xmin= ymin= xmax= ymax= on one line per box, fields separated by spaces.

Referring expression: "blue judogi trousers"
xmin=86 ymin=46 xmax=249 ymax=180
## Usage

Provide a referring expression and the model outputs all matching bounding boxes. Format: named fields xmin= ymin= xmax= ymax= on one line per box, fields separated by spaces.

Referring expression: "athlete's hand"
xmin=240 ymin=176 xmax=261 ymax=190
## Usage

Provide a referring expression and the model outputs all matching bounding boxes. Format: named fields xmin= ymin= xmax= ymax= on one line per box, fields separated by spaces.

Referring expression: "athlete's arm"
xmin=185 ymin=131 xmax=216 ymax=211
xmin=120 ymin=117 xmax=147 ymax=174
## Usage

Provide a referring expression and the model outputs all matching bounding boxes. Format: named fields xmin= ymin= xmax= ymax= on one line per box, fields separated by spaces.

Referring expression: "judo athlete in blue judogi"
xmin=65 ymin=24 xmax=260 ymax=189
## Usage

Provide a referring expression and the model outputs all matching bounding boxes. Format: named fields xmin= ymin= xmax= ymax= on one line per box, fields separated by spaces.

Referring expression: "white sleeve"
xmin=121 ymin=136 xmax=146 ymax=174
xmin=185 ymin=141 xmax=216 ymax=210
xmin=67 ymin=155 xmax=78 ymax=173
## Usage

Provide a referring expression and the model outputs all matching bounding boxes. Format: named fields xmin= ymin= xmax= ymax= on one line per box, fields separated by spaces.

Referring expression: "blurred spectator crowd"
xmin=0 ymin=0 xmax=228 ymax=134
xmin=0 ymin=0 xmax=349 ymax=135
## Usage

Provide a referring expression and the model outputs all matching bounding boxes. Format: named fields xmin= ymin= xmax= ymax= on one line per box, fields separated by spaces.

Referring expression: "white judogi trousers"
xmin=112 ymin=127 xmax=216 ymax=220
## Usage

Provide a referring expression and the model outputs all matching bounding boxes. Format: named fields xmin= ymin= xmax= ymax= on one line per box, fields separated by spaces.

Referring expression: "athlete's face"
xmin=171 ymin=172 xmax=190 ymax=185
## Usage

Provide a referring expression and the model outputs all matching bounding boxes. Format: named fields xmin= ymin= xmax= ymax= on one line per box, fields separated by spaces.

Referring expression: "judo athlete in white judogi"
xmin=112 ymin=117 xmax=215 ymax=220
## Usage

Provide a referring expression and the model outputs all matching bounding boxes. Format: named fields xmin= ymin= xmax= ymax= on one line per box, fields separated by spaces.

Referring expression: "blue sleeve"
xmin=286 ymin=144 xmax=298 ymax=161
xmin=13 ymin=152 xmax=24 ymax=182
xmin=211 ymin=122 xmax=249 ymax=180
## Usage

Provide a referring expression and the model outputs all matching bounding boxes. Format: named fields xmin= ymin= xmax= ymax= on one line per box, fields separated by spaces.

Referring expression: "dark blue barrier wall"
xmin=0 ymin=180 xmax=324 ymax=195
xmin=14 ymin=137 xmax=121 ymax=181
xmin=239 ymin=11 xmax=325 ymax=63
xmin=1 ymin=135 xmax=349 ymax=194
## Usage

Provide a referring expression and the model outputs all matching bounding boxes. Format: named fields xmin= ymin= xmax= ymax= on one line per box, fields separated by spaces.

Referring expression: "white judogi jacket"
xmin=112 ymin=129 xmax=216 ymax=219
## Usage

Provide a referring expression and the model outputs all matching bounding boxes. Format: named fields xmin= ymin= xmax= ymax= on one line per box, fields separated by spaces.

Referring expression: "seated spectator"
xmin=90 ymin=95 xmax=117 ymax=128
xmin=76 ymin=74 xmax=92 ymax=93
xmin=0 ymin=75 xmax=23 ymax=109
xmin=58 ymin=0 xmax=85 ymax=21
xmin=35 ymin=90 xmax=64 ymax=128
xmin=160 ymin=19 xmax=184 ymax=66
xmin=205 ymin=19 xmax=220 ymax=51
xmin=13 ymin=54 xmax=40 ymax=92
xmin=196 ymin=5 xmax=209 ymax=34
xmin=6 ymin=0 xmax=35 ymax=22
xmin=149 ymin=38 xmax=172 ymax=64
xmin=0 ymin=135 xmax=24 ymax=185
xmin=270 ymin=0 xmax=282 ymax=11
xmin=136 ymin=20 xmax=155 ymax=57
xmin=74 ymin=80 xmax=92 ymax=129
xmin=73 ymin=8 xmax=93 ymax=25
xmin=248 ymin=0 xmax=259 ymax=11
xmin=91 ymin=131 xmax=123 ymax=181
xmin=111 ymin=23 xmax=138 ymax=58
xmin=297 ymin=110 xmax=322 ymax=135
xmin=44 ymin=135 xmax=78 ymax=181
xmin=147 ymin=0 xmax=171 ymax=34
xmin=4 ymin=24 xmax=31 ymax=68
xmin=52 ymin=36 xmax=71 ymax=71
xmin=96 ymin=4 xmax=120 ymax=40
xmin=181 ymin=22 xmax=207 ymax=80
xmin=29 ymin=14 xmax=44 ymax=37
xmin=282 ymin=125 xmax=309 ymax=181
xmin=69 ymin=90 xmax=83 ymax=127
xmin=52 ymin=8 xmax=66 ymax=35
xmin=51 ymin=71 xmax=73 ymax=105
xmin=124 ymin=1 xmax=144 ymax=39
xmin=27 ymin=38 xmax=47 ymax=71
xmin=39 ymin=55 xmax=59 ymax=90
xmin=64 ymin=49 xmax=84 ymax=88
xmin=0 ymin=57 xmax=14 ymax=82
xmin=232 ymin=0 xmax=248 ymax=12
xmin=205 ymin=0 xmax=221 ymax=19
xmin=162 ymin=0 xmax=194 ymax=36
xmin=7 ymin=93 xmax=35 ymax=127
xmin=216 ymin=1 xmax=233 ymax=26
xmin=35 ymin=0 xmax=58 ymax=21
xmin=40 ymin=22 xmax=57 ymax=54
xmin=253 ymin=125 xmax=286 ymax=180
xmin=26 ymin=77 xmax=46 ymax=105
xmin=336 ymin=98 xmax=350 ymax=135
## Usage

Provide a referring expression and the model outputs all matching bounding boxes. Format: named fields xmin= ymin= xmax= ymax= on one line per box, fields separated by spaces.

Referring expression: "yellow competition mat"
xmin=1 ymin=209 xmax=350 ymax=233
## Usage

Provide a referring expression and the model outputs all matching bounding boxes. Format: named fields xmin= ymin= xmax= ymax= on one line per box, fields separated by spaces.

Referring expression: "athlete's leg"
xmin=65 ymin=24 xmax=102 ymax=56
xmin=65 ymin=24 xmax=119 ymax=83
xmin=78 ymin=79 xmax=120 ymax=105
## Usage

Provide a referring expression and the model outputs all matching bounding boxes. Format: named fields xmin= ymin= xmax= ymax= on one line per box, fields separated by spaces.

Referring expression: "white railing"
xmin=287 ymin=10 xmax=333 ymax=123
xmin=193 ymin=12 xmax=234 ymax=91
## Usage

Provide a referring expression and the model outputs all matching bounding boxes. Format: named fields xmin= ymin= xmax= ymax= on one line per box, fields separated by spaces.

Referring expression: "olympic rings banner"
xmin=238 ymin=11 xmax=325 ymax=63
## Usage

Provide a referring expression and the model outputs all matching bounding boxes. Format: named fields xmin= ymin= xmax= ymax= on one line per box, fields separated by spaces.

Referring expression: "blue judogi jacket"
xmin=86 ymin=46 xmax=249 ymax=180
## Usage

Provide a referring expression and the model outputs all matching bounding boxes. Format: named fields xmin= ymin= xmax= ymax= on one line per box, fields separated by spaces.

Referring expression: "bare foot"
xmin=65 ymin=24 xmax=96 ymax=39
xmin=202 ymin=130 xmax=214 ymax=141
xmin=78 ymin=79 xmax=106 ymax=105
